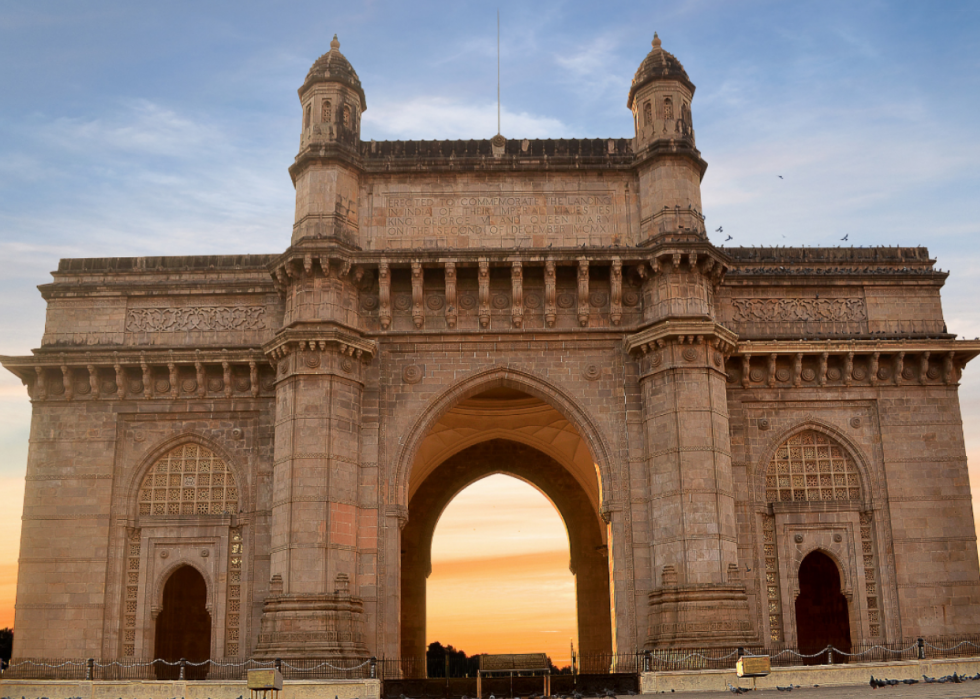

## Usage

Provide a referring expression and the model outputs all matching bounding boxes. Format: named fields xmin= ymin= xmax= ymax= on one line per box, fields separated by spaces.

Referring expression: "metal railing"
xmin=4 ymin=636 xmax=980 ymax=681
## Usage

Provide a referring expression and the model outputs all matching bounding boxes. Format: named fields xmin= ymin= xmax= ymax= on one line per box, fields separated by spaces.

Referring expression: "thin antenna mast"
xmin=497 ymin=9 xmax=501 ymax=135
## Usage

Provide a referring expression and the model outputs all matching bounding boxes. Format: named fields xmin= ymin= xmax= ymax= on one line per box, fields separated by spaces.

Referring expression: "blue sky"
xmin=1 ymin=0 xmax=980 ymax=561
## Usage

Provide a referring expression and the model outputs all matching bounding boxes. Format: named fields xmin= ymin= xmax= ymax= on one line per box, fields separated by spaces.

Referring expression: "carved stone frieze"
xmin=126 ymin=306 xmax=267 ymax=332
xmin=732 ymin=298 xmax=867 ymax=323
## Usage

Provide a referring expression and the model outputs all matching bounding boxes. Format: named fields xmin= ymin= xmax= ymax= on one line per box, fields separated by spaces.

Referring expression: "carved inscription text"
xmin=126 ymin=307 xmax=267 ymax=333
xmin=732 ymin=298 xmax=867 ymax=323
xmin=385 ymin=192 xmax=614 ymax=238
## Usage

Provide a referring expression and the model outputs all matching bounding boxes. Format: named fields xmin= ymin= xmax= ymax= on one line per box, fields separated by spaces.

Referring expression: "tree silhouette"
xmin=0 ymin=628 xmax=12 ymax=667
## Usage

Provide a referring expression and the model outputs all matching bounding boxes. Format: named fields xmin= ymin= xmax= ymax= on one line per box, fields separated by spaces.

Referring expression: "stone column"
xmin=627 ymin=252 xmax=754 ymax=649
xmin=257 ymin=255 xmax=376 ymax=660
xmin=255 ymin=336 xmax=372 ymax=660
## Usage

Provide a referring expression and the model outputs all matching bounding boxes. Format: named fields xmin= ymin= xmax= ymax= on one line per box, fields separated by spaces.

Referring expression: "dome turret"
xmin=627 ymin=33 xmax=694 ymax=110
xmin=301 ymin=35 xmax=367 ymax=110
xmin=296 ymin=35 xmax=366 ymax=151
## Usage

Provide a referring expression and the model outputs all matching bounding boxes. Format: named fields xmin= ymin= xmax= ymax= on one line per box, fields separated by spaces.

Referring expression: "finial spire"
xmin=652 ymin=32 xmax=661 ymax=49
xmin=330 ymin=34 xmax=340 ymax=51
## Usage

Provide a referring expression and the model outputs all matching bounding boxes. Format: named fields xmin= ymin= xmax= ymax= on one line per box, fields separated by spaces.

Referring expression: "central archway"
xmin=401 ymin=438 xmax=612 ymax=659
xmin=154 ymin=565 xmax=211 ymax=679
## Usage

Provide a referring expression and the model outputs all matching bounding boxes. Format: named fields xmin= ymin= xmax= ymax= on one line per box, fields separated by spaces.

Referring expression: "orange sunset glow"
xmin=426 ymin=474 xmax=577 ymax=666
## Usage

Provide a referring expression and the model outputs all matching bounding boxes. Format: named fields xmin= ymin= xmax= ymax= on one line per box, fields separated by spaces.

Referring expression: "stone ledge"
xmin=0 ymin=678 xmax=380 ymax=699
xmin=640 ymin=657 xmax=980 ymax=693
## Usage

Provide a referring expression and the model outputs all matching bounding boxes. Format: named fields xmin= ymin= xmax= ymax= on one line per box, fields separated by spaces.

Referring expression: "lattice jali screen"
xmin=765 ymin=431 xmax=861 ymax=503
xmin=138 ymin=444 xmax=239 ymax=516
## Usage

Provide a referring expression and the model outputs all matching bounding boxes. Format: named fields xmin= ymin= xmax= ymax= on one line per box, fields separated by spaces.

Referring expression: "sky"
xmin=1 ymin=0 xmax=980 ymax=662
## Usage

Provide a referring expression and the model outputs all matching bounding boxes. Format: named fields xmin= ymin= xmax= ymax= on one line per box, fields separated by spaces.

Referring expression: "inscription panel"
xmin=362 ymin=179 xmax=635 ymax=249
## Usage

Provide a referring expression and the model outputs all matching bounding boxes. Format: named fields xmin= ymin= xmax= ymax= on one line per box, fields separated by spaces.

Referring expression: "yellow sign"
xmin=247 ymin=669 xmax=284 ymax=690
xmin=736 ymin=656 xmax=771 ymax=678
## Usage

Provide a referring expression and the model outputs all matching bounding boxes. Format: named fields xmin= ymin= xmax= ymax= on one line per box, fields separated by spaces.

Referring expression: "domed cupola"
xmin=628 ymin=33 xmax=696 ymax=150
xmin=628 ymin=33 xmax=706 ymax=244
xmin=297 ymin=35 xmax=366 ymax=149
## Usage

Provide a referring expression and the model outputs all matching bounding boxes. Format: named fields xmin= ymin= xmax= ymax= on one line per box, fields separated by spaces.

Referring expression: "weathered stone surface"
xmin=2 ymin=34 xmax=979 ymax=664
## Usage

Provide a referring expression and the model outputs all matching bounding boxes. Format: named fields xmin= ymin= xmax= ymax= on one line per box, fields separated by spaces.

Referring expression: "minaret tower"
xmin=256 ymin=36 xmax=373 ymax=661
xmin=625 ymin=34 xmax=754 ymax=650
xmin=629 ymin=33 xmax=707 ymax=243
xmin=290 ymin=34 xmax=365 ymax=245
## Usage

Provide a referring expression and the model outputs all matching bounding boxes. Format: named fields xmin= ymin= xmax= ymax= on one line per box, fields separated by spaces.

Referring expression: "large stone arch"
xmin=400 ymin=439 xmax=612 ymax=660
xmin=391 ymin=365 xmax=617 ymax=510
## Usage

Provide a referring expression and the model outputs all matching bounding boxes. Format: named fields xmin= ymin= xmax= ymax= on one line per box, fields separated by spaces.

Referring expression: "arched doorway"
xmin=795 ymin=551 xmax=851 ymax=660
xmin=155 ymin=566 xmax=211 ymax=679
xmin=401 ymin=440 xmax=611 ymax=661
xmin=427 ymin=473 xmax=577 ymax=670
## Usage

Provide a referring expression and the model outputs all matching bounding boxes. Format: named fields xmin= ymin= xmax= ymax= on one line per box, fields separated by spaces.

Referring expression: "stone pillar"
xmin=257 ymin=253 xmax=376 ymax=660
xmin=627 ymin=252 xmax=754 ymax=649
xmin=255 ymin=335 xmax=371 ymax=660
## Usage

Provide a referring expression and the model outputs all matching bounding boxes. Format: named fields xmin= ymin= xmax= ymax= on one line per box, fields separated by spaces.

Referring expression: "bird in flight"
xmin=778 ymin=175 xmax=784 ymax=179
xmin=841 ymin=234 xmax=849 ymax=241
xmin=725 ymin=235 xmax=733 ymax=242
xmin=716 ymin=226 xmax=723 ymax=233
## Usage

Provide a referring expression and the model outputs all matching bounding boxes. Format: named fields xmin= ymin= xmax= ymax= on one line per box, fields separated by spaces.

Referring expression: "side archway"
xmin=154 ymin=564 xmax=212 ymax=679
xmin=794 ymin=550 xmax=852 ymax=660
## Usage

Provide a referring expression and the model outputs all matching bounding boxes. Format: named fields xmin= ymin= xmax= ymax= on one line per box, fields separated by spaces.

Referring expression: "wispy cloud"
xmin=363 ymin=97 xmax=566 ymax=140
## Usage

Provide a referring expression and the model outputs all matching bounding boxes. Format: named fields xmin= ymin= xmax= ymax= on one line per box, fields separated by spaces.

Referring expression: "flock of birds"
xmin=725 ymin=672 xmax=980 ymax=695
xmin=711 ymin=175 xmax=860 ymax=247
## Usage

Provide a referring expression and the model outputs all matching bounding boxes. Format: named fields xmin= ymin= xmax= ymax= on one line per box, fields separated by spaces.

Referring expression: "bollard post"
xmin=826 ymin=646 xmax=833 ymax=665
xmin=86 ymin=658 xmax=94 ymax=681
xmin=370 ymin=656 xmax=377 ymax=679
xmin=918 ymin=638 xmax=925 ymax=660
xmin=275 ymin=657 xmax=282 ymax=676
xmin=737 ymin=647 xmax=745 ymax=659
xmin=643 ymin=650 xmax=651 ymax=673
xmin=179 ymin=657 xmax=186 ymax=680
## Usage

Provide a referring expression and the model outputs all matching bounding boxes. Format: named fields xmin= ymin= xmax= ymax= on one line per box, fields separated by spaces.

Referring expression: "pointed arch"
xmin=127 ymin=433 xmax=246 ymax=519
xmin=153 ymin=560 xmax=215 ymax=614
xmin=791 ymin=546 xmax=851 ymax=599
xmin=754 ymin=419 xmax=876 ymax=507
xmin=391 ymin=366 xmax=616 ymax=510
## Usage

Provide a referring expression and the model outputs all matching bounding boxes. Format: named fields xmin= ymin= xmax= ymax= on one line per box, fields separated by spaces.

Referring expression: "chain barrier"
xmin=280 ymin=658 xmax=372 ymax=672
xmin=925 ymin=640 xmax=980 ymax=651
xmin=833 ymin=643 xmax=918 ymax=657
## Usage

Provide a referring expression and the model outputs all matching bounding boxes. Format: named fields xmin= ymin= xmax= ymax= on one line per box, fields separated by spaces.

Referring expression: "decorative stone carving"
xmin=758 ymin=418 xmax=771 ymax=431
xmin=378 ymin=260 xmax=391 ymax=329
xmin=403 ymin=365 xmax=423 ymax=384
xmin=126 ymin=306 xmax=267 ymax=332
xmin=478 ymin=258 xmax=490 ymax=328
xmin=794 ymin=533 xmax=804 ymax=544
xmin=511 ymin=261 xmax=523 ymax=328
xmin=444 ymin=261 xmax=457 ymax=329
xmin=544 ymin=259 xmax=557 ymax=327
xmin=583 ymin=364 xmax=601 ymax=381
xmin=731 ymin=298 xmax=867 ymax=323
xmin=610 ymin=258 xmax=623 ymax=326
xmin=411 ymin=261 xmax=424 ymax=329
xmin=577 ymin=259 xmax=590 ymax=327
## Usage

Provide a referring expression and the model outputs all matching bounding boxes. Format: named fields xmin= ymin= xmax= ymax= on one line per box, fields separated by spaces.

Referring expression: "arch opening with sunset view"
xmin=400 ymin=386 xmax=614 ymax=662
xmin=426 ymin=473 xmax=578 ymax=666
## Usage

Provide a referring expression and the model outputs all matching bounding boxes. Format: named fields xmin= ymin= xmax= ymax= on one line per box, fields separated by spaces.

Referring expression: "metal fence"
xmin=4 ymin=635 xmax=980 ymax=681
